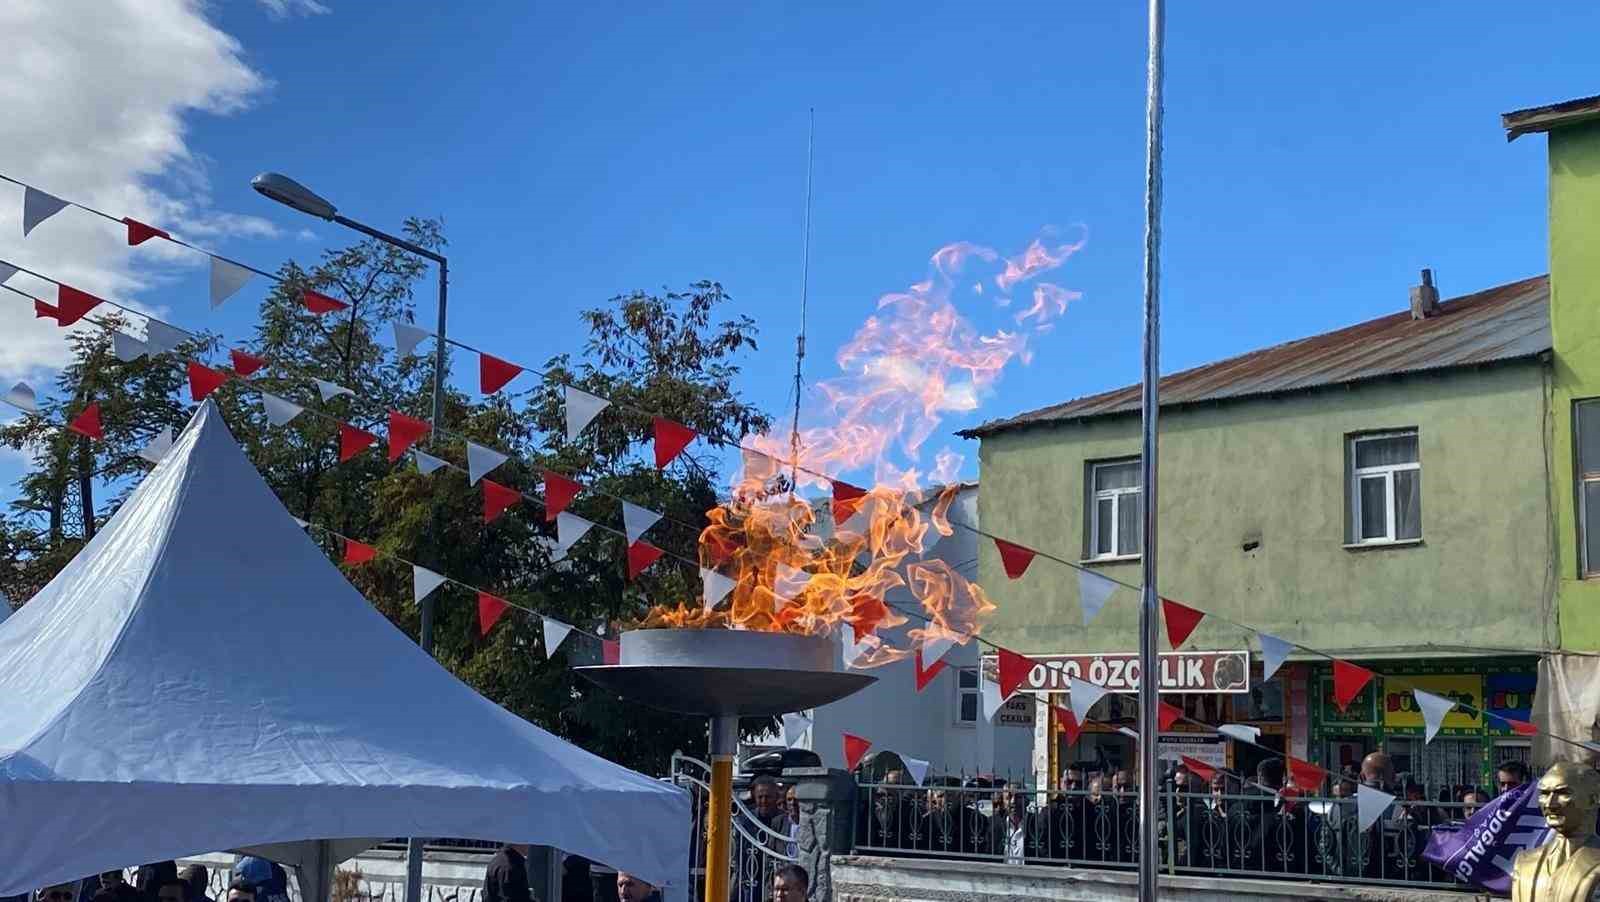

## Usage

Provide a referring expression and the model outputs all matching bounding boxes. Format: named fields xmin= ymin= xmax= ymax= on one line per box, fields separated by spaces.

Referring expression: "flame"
xmin=635 ymin=232 xmax=1083 ymax=665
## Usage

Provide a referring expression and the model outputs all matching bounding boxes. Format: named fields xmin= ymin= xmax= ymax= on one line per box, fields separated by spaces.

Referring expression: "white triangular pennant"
xmin=1068 ymin=676 xmax=1108 ymax=728
xmin=921 ymin=634 xmax=956 ymax=670
xmin=701 ymin=568 xmax=736 ymax=610
xmin=392 ymin=321 xmax=432 ymax=357
xmin=552 ymin=512 xmax=595 ymax=561
xmin=3 ymin=382 xmax=37 ymax=413
xmin=1118 ymin=726 xmax=1141 ymax=740
xmin=1356 ymin=784 xmax=1395 ymax=832
xmin=1078 ymin=569 xmax=1117 ymax=626
xmin=411 ymin=565 xmax=447 ymax=605
xmin=291 ymin=516 xmax=309 ymax=530
xmin=839 ymin=623 xmax=878 ymax=668
xmin=260 ymin=392 xmax=304 ymax=426
xmin=144 ymin=319 xmax=188 ymax=354
xmin=137 ymin=427 xmax=173 ymax=464
xmin=1258 ymin=633 xmax=1294 ymax=683
xmin=981 ymin=675 xmax=1004 ymax=721
xmin=782 ymin=711 xmax=812 ymax=747
xmin=414 ymin=449 xmax=448 ymax=475
xmin=622 ymin=500 xmax=663 ymax=544
xmin=0 ymin=262 xmax=17 ymax=284
xmin=209 ymin=258 xmax=254 ymax=309
xmin=314 ymin=378 xmax=352 ymax=402
xmin=22 ymin=186 xmax=69 ymax=236
xmin=465 ymin=441 xmax=508 ymax=485
xmin=1414 ymin=689 xmax=1457 ymax=744
xmin=542 ymin=617 xmax=574 ymax=656
xmin=903 ymin=756 xmax=931 ymax=787
xmin=1218 ymin=724 xmax=1261 ymax=745
xmin=564 ymin=385 xmax=610 ymax=441
xmin=774 ymin=562 xmax=812 ymax=607
xmin=111 ymin=330 xmax=148 ymax=362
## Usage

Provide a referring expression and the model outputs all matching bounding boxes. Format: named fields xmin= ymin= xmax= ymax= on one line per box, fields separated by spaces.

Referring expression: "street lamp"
xmin=253 ymin=171 xmax=448 ymax=902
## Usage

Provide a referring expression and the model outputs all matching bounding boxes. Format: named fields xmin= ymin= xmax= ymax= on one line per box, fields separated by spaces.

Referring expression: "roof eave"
xmin=1502 ymin=95 xmax=1600 ymax=141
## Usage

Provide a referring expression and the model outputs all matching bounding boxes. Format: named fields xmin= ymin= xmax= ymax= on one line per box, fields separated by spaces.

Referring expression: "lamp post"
xmin=252 ymin=171 xmax=448 ymax=902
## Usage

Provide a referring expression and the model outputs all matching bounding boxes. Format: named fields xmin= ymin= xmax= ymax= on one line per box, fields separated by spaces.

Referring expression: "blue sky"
xmin=1 ymin=1 xmax=1595 ymax=496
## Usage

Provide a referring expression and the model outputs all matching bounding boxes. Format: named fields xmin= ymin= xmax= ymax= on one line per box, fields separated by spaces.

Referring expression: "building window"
xmin=1088 ymin=459 xmax=1141 ymax=559
xmin=956 ymin=667 xmax=980 ymax=725
xmin=1576 ymin=400 xmax=1600 ymax=576
xmin=1348 ymin=431 xmax=1421 ymax=544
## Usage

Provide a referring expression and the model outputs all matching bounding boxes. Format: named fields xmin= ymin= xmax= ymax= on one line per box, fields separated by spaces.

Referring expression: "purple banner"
xmin=1423 ymin=781 xmax=1550 ymax=895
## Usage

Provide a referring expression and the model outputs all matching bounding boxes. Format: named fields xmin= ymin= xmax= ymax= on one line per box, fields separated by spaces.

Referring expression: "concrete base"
xmin=831 ymin=856 xmax=1475 ymax=902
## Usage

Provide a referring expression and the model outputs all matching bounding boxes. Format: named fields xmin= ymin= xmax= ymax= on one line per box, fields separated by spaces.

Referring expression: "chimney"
xmin=1410 ymin=268 xmax=1440 ymax=320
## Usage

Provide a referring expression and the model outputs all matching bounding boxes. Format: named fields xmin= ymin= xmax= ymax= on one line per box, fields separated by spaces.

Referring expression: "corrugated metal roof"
xmin=962 ymin=274 xmax=1550 ymax=437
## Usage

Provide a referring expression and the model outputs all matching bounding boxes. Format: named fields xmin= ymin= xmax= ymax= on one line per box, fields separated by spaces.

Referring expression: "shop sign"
xmin=997 ymin=696 xmax=1035 ymax=728
xmin=1158 ymin=734 xmax=1226 ymax=770
xmin=992 ymin=650 xmax=1251 ymax=695
xmin=1382 ymin=674 xmax=1483 ymax=734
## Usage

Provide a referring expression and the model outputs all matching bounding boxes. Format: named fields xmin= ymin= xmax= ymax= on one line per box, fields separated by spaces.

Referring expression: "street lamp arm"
xmin=332 ymin=214 xmax=446 ymax=265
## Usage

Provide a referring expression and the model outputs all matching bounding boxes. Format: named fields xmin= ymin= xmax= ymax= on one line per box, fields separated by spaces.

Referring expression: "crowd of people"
xmin=10 ymin=859 xmax=290 ymax=902
xmin=855 ymin=754 xmax=1534 ymax=885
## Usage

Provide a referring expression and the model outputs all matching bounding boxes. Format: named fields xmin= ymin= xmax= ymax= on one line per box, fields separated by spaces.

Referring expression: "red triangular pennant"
xmin=34 ymin=299 xmax=60 ymax=320
xmin=1286 ymin=757 xmax=1328 ymax=793
xmin=997 ymin=648 xmax=1035 ymax=699
xmin=847 ymin=594 xmax=889 ymax=643
xmin=67 ymin=402 xmax=102 ymax=440
xmin=603 ymin=639 xmax=620 ymax=664
xmin=1161 ymin=597 xmax=1206 ymax=649
xmin=482 ymin=479 xmax=522 ymax=524
xmin=1180 ymin=755 xmax=1218 ymax=784
xmin=843 ymin=733 xmax=872 ymax=771
xmin=229 ymin=349 xmax=266 ymax=377
xmin=343 ymin=538 xmax=377 ymax=565
xmin=994 ymin=538 xmax=1037 ymax=580
xmin=1332 ymin=660 xmax=1375 ymax=712
xmin=914 ymin=648 xmax=948 ymax=692
xmin=479 ymin=353 xmax=523 ymax=394
xmin=704 ymin=530 xmax=740 ymax=567
xmin=339 ymin=423 xmax=377 ymax=462
xmin=1508 ymin=718 xmax=1538 ymax=737
xmin=832 ymin=481 xmax=868 ymax=527
xmin=55 ymin=285 xmax=103 ymax=326
xmin=543 ymin=470 xmax=582 ymax=522
xmin=122 ymin=217 xmax=170 ymax=246
xmin=1053 ymin=705 xmax=1082 ymax=746
xmin=627 ymin=541 xmax=664 ymax=579
xmin=303 ymin=288 xmax=347 ymax=315
xmin=1158 ymin=701 xmax=1183 ymax=731
xmin=387 ymin=411 xmax=431 ymax=462
xmin=186 ymin=361 xmax=229 ymax=402
xmin=653 ymin=417 xmax=697 ymax=469
xmin=477 ymin=591 xmax=509 ymax=636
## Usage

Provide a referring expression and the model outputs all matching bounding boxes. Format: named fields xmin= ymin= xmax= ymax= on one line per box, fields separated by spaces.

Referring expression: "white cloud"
xmin=258 ymin=0 xmax=331 ymax=20
xmin=0 ymin=0 xmax=273 ymax=383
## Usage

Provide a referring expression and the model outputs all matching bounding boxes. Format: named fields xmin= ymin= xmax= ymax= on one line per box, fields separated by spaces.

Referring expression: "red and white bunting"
xmin=1161 ymin=597 xmax=1205 ymax=649
xmin=782 ymin=712 xmax=812 ymax=748
xmin=564 ymin=385 xmax=610 ymax=442
xmin=921 ymin=634 xmax=956 ymax=671
xmin=981 ymin=674 xmax=1004 ymax=721
xmin=1053 ymin=704 xmax=1083 ymax=746
xmin=1258 ymin=633 xmax=1294 ymax=682
xmin=392 ymin=321 xmax=432 ymax=357
xmin=477 ymin=591 xmax=509 ymax=636
xmin=34 ymin=299 xmax=59 ymax=321
xmin=3 ymin=382 xmax=36 ymax=412
xmin=773 ymin=562 xmax=811 ymax=608
xmin=626 ymin=541 xmax=664 ymax=580
xmin=1356 ymin=784 xmax=1395 ymax=831
xmin=543 ymin=470 xmax=582 ymax=521
xmin=832 ymin=481 xmax=868 ymax=528
xmin=1078 ymin=569 xmax=1116 ymax=626
xmin=145 ymin=319 xmax=188 ymax=354
xmin=413 ymin=449 xmax=447 ymax=475
xmin=138 ymin=427 xmax=174 ymax=465
xmin=112 ymin=331 xmax=149 ymax=362
xmin=621 ymin=500 xmax=662 ymax=544
xmin=67 ymin=403 xmax=102 ymax=440
xmin=903 ymin=755 xmax=931 ymax=786
xmin=1508 ymin=719 xmax=1538 ymax=737
xmin=343 ymin=538 xmax=376 ymax=565
xmin=479 ymin=352 xmax=523 ymax=394
xmin=1158 ymin=701 xmax=1183 ymax=731
xmin=482 ymin=479 xmax=521 ymax=524
xmin=210 ymin=258 xmax=254 ymax=309
xmin=1332 ymin=660 xmax=1375 ymax=712
xmin=465 ymin=440 xmax=508 ymax=485
xmin=842 ymin=733 xmax=872 ymax=771
xmin=122 ymin=217 xmax=170 ymax=246
xmin=411 ymin=565 xmax=447 ymax=605
xmin=914 ymin=646 xmax=947 ymax=692
xmin=186 ymin=361 xmax=228 ymax=402
xmin=994 ymin=538 xmax=1036 ymax=580
xmin=260 ymin=392 xmax=303 ymax=427
xmin=552 ymin=512 xmax=595 ymax=561
xmin=997 ymin=648 xmax=1034 ymax=699
xmin=302 ymin=289 xmax=347 ymax=315
xmin=1218 ymin=724 xmax=1261 ymax=744
xmin=229 ymin=349 xmax=266 ymax=377
xmin=22 ymin=186 xmax=69 ymax=236
xmin=542 ymin=616 xmax=574 ymax=656
xmin=1286 ymin=757 xmax=1328 ymax=793
xmin=1413 ymin=689 xmax=1456 ymax=744
xmin=1181 ymin=755 xmax=1218 ymax=784
xmin=55 ymin=285 xmax=102 ymax=327
xmin=387 ymin=411 xmax=430 ymax=462
xmin=701 ymin=568 xmax=737 ymax=610
xmin=653 ymin=417 xmax=696 ymax=469
xmin=314 ymin=378 xmax=353 ymax=403
xmin=1068 ymin=676 xmax=1108 ymax=727
xmin=338 ymin=423 xmax=377 ymax=462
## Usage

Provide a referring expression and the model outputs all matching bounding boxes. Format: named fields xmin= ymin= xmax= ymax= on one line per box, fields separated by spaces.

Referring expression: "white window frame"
xmin=1087 ymin=459 xmax=1141 ymax=561
xmin=1348 ymin=431 xmax=1421 ymax=545
xmin=1576 ymin=400 xmax=1600 ymax=577
xmin=955 ymin=666 xmax=981 ymax=727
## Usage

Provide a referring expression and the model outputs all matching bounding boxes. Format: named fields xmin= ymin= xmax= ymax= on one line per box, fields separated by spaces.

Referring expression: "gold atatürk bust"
xmin=1512 ymin=762 xmax=1600 ymax=901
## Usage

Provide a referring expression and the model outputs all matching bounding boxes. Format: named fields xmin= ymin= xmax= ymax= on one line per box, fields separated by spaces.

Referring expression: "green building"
xmin=960 ymin=93 xmax=1600 ymax=791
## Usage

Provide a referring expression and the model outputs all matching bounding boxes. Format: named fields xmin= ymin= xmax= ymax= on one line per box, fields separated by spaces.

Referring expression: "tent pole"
xmin=704 ymin=715 xmax=737 ymax=902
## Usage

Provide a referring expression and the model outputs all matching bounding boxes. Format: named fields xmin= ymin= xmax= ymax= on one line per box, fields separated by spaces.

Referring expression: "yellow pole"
xmin=705 ymin=714 xmax=738 ymax=902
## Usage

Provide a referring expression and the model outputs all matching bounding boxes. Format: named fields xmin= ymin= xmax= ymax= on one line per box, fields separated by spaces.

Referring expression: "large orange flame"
xmin=636 ymin=231 xmax=1083 ymax=665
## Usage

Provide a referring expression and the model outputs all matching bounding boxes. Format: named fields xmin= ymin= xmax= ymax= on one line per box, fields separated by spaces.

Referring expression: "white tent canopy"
xmin=0 ymin=402 xmax=689 ymax=896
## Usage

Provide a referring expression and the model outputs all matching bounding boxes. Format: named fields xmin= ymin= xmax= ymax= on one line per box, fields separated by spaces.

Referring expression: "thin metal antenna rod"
xmin=1137 ymin=1 xmax=1166 ymax=900
xmin=790 ymin=108 xmax=815 ymax=492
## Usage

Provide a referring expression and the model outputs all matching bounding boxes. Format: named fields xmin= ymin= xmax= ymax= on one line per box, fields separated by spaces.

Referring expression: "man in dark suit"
xmin=484 ymin=844 xmax=534 ymax=902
